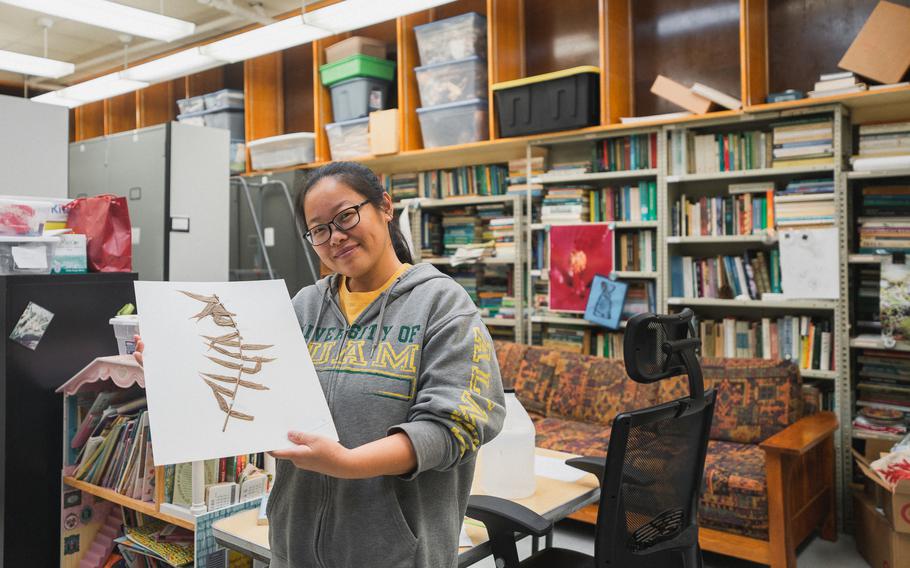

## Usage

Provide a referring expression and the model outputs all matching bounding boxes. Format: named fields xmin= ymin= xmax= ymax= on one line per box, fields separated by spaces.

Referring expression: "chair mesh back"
xmin=622 ymin=409 xmax=704 ymax=552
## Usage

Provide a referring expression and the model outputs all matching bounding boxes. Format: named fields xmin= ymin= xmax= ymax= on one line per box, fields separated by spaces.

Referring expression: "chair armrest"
xmin=759 ymin=411 xmax=838 ymax=456
xmin=466 ymin=495 xmax=552 ymax=538
xmin=566 ymin=456 xmax=604 ymax=483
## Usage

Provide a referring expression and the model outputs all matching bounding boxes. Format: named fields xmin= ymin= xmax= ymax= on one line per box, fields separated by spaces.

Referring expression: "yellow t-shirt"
xmin=338 ymin=263 xmax=412 ymax=324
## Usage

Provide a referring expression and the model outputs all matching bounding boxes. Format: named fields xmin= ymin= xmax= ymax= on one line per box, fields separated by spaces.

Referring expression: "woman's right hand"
xmin=133 ymin=334 xmax=144 ymax=366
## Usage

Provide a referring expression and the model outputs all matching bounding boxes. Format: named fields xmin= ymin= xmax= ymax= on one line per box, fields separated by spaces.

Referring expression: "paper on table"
xmin=779 ymin=228 xmax=839 ymax=299
xmin=534 ymin=455 xmax=588 ymax=483
xmin=11 ymin=245 xmax=47 ymax=269
xmin=459 ymin=523 xmax=473 ymax=547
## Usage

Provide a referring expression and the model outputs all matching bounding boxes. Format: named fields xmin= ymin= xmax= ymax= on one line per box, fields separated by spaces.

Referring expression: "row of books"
xmin=670 ymin=250 xmax=782 ymax=300
xmin=162 ymin=454 xmax=268 ymax=509
xmin=672 ymin=189 xmax=774 ymax=237
xmin=617 ymin=230 xmax=656 ymax=272
xmin=853 ymin=349 xmax=910 ymax=438
xmin=856 ymin=185 xmax=910 ymax=253
xmin=808 ymin=71 xmax=866 ymax=98
xmin=589 ymin=182 xmax=658 ymax=223
xmin=669 ymin=129 xmax=771 ymax=175
xmin=775 ymin=178 xmax=836 ymax=227
xmin=594 ymin=133 xmax=658 ymax=172
xmin=382 ymin=164 xmax=509 ymax=200
xmin=851 ymin=120 xmax=910 ymax=172
xmin=694 ymin=315 xmax=834 ymax=371
xmin=771 ymin=119 xmax=834 ymax=169
xmin=534 ymin=325 xmax=624 ymax=358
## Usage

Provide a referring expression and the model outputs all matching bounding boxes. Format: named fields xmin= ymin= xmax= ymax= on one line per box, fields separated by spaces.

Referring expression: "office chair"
xmin=466 ymin=308 xmax=716 ymax=568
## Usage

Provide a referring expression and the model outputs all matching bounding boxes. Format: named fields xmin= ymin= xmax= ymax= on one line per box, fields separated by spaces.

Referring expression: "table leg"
xmin=545 ymin=530 xmax=553 ymax=548
xmin=531 ymin=535 xmax=539 ymax=554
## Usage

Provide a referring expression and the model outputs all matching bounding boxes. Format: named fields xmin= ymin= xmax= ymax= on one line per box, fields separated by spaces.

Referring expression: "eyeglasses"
xmin=304 ymin=199 xmax=371 ymax=246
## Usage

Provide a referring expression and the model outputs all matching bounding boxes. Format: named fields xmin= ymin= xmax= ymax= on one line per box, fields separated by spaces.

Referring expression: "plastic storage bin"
xmin=492 ymin=66 xmax=600 ymax=137
xmin=0 ymin=198 xmax=52 ymax=236
xmin=109 ymin=315 xmax=140 ymax=355
xmin=0 ymin=236 xmax=58 ymax=275
xmin=415 ymin=55 xmax=487 ymax=106
xmin=203 ymin=108 xmax=245 ymax=139
xmin=320 ymin=54 xmax=396 ymax=87
xmin=230 ymin=140 xmax=246 ymax=174
xmin=330 ymin=77 xmax=391 ymax=122
xmin=325 ymin=117 xmax=370 ymax=160
xmin=416 ymin=98 xmax=488 ymax=148
xmin=248 ymin=133 xmax=316 ymax=170
xmin=325 ymin=36 xmax=387 ymax=64
xmin=204 ymin=88 xmax=244 ymax=111
xmin=177 ymin=95 xmax=205 ymax=114
xmin=414 ymin=12 xmax=487 ymax=66
xmin=176 ymin=110 xmax=206 ymax=126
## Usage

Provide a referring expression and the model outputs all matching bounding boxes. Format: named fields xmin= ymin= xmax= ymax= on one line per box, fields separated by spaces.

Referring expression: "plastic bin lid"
xmin=206 ymin=88 xmax=244 ymax=97
xmin=319 ymin=53 xmax=396 ymax=73
xmin=416 ymin=97 xmax=488 ymax=114
xmin=110 ymin=315 xmax=140 ymax=325
xmin=413 ymin=11 xmax=486 ymax=31
xmin=247 ymin=132 xmax=316 ymax=147
xmin=491 ymin=66 xmax=601 ymax=91
xmin=325 ymin=116 xmax=371 ymax=128
xmin=413 ymin=54 xmax=485 ymax=72
xmin=329 ymin=76 xmax=393 ymax=88
xmin=0 ymin=235 xmax=60 ymax=243
xmin=177 ymin=106 xmax=242 ymax=119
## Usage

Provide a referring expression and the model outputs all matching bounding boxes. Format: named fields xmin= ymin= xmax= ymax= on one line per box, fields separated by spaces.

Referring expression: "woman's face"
xmin=303 ymin=176 xmax=393 ymax=279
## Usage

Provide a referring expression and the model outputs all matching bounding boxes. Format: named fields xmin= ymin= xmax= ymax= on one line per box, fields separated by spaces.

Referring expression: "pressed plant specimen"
xmin=179 ymin=290 xmax=274 ymax=432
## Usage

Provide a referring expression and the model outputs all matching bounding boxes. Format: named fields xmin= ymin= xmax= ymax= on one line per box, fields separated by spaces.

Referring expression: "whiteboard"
xmin=0 ymin=94 xmax=68 ymax=197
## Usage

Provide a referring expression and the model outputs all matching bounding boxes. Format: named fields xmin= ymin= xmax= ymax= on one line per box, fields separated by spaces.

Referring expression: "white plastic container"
xmin=478 ymin=390 xmax=536 ymax=499
xmin=416 ymin=98 xmax=488 ymax=148
xmin=247 ymin=132 xmax=316 ymax=170
xmin=415 ymin=55 xmax=488 ymax=106
xmin=414 ymin=12 xmax=487 ymax=66
xmin=110 ymin=315 xmax=140 ymax=356
xmin=177 ymin=95 xmax=205 ymax=114
xmin=0 ymin=235 xmax=59 ymax=274
xmin=325 ymin=117 xmax=370 ymax=160
xmin=0 ymin=198 xmax=53 ymax=236
xmin=203 ymin=88 xmax=244 ymax=111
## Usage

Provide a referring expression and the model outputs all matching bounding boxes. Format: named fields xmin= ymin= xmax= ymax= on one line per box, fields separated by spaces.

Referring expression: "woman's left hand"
xmin=270 ymin=431 xmax=357 ymax=478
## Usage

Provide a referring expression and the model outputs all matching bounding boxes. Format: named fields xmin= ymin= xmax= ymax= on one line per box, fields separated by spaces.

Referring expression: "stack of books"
xmin=668 ymin=129 xmax=771 ymax=175
xmin=670 ymin=250 xmax=781 ymax=300
xmin=617 ymin=231 xmax=656 ymax=272
xmin=857 ymin=185 xmax=910 ymax=254
xmin=542 ymin=325 xmax=589 ymax=354
xmin=441 ymin=208 xmax=480 ymax=255
xmin=595 ymin=133 xmax=658 ymax=172
xmin=807 ymin=71 xmax=866 ymax=98
xmin=623 ymin=281 xmax=657 ymax=318
xmin=774 ymin=179 xmax=836 ymax=228
xmin=694 ymin=315 xmax=833 ymax=370
xmin=486 ymin=217 xmax=516 ymax=261
xmin=541 ymin=187 xmax=590 ymax=223
xmin=381 ymin=172 xmax=418 ymax=200
xmin=593 ymin=331 xmax=624 ymax=359
xmin=589 ymin=182 xmax=658 ymax=222
xmin=854 ymin=264 xmax=881 ymax=335
xmin=477 ymin=266 xmax=510 ymax=318
xmin=541 ymin=161 xmax=592 ymax=178
xmin=771 ymin=119 xmax=834 ymax=169
xmin=672 ymin=183 xmax=774 ymax=237
xmin=851 ymin=120 xmax=910 ymax=171
xmin=506 ymin=153 xmax=546 ymax=198
xmin=853 ymin=349 xmax=910 ymax=438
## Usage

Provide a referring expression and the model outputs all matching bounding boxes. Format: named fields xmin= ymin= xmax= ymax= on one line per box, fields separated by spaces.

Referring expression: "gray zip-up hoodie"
xmin=267 ymin=262 xmax=506 ymax=568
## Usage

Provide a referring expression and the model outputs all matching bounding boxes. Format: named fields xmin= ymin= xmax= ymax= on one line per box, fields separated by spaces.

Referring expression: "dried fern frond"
xmin=180 ymin=289 xmax=276 ymax=432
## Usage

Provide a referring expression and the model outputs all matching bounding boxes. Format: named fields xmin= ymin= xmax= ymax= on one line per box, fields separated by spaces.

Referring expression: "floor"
xmin=471 ymin=520 xmax=869 ymax=567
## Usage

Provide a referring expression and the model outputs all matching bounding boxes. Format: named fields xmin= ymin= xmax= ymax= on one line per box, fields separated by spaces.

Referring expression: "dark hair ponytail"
xmin=296 ymin=161 xmax=413 ymax=264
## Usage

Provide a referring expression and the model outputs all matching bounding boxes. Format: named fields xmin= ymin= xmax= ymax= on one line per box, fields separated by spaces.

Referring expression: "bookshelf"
xmin=57 ymin=356 xmax=275 ymax=564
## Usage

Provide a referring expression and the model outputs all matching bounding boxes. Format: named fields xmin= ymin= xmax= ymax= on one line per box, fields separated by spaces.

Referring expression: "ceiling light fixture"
xmin=0 ymin=0 xmax=196 ymax=42
xmin=32 ymin=72 xmax=148 ymax=107
xmin=0 ymin=49 xmax=74 ymax=79
xmin=121 ymin=47 xmax=222 ymax=83
xmin=303 ymin=0 xmax=457 ymax=33
xmin=200 ymin=15 xmax=331 ymax=63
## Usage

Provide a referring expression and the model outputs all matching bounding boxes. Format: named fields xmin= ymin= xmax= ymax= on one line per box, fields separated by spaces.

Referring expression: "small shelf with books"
xmin=850 ymin=348 xmax=910 ymax=443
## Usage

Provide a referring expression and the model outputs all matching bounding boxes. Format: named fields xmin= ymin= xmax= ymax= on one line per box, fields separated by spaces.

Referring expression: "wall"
xmin=0 ymin=94 xmax=69 ymax=198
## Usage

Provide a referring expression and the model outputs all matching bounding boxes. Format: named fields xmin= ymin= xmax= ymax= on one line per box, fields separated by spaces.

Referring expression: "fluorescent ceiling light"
xmin=303 ymin=0 xmax=457 ymax=33
xmin=201 ymin=15 xmax=331 ymax=63
xmin=0 ymin=49 xmax=73 ymax=79
xmin=122 ymin=47 xmax=222 ymax=83
xmin=32 ymin=72 xmax=148 ymax=108
xmin=0 ymin=0 xmax=196 ymax=42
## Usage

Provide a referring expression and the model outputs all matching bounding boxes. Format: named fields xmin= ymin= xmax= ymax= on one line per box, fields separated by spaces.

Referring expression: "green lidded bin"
xmin=320 ymin=54 xmax=396 ymax=87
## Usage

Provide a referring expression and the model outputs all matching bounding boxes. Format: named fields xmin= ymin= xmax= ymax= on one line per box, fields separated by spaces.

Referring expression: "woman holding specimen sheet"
xmin=140 ymin=161 xmax=506 ymax=567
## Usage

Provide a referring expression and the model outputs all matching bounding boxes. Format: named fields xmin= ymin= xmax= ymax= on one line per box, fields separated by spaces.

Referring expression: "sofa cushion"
xmin=498 ymin=343 xmax=560 ymax=414
xmin=699 ymin=440 xmax=768 ymax=540
xmin=658 ymin=358 xmax=803 ymax=444
xmin=532 ymin=416 xmax=611 ymax=458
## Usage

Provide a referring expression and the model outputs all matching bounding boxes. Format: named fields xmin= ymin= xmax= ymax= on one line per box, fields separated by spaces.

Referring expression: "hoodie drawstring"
xmin=307 ymin=290 xmax=329 ymax=348
xmin=370 ymin=277 xmax=400 ymax=358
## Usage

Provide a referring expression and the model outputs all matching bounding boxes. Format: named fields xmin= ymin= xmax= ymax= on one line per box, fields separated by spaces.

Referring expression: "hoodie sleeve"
xmin=388 ymin=310 xmax=506 ymax=480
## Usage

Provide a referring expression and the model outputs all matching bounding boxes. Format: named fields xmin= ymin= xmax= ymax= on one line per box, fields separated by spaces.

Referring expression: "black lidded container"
xmin=492 ymin=66 xmax=600 ymax=138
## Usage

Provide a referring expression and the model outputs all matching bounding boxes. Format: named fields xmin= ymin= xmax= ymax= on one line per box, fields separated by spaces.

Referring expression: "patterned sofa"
xmin=495 ymin=342 xmax=838 ymax=568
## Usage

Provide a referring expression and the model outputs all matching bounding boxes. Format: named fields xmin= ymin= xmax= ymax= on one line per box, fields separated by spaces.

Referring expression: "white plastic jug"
xmin=478 ymin=389 xmax=536 ymax=499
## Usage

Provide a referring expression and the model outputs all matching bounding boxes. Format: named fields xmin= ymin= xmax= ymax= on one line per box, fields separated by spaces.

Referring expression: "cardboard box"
xmin=854 ymin=491 xmax=910 ymax=568
xmin=650 ymin=75 xmax=713 ymax=115
xmin=369 ymin=109 xmax=399 ymax=156
xmin=839 ymin=1 xmax=910 ymax=85
xmin=325 ymin=36 xmax=387 ymax=64
xmin=853 ymin=448 xmax=910 ymax=534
